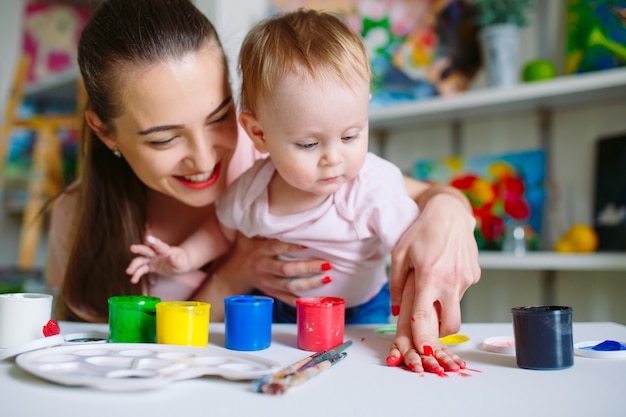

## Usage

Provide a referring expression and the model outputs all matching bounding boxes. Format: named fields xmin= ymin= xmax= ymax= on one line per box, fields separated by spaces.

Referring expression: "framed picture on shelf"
xmin=414 ymin=149 xmax=546 ymax=251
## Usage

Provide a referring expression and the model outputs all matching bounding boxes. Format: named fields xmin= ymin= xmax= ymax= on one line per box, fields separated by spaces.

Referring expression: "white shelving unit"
xmin=370 ymin=67 xmax=626 ymax=130
xmin=479 ymin=251 xmax=626 ymax=271
xmin=369 ymin=67 xmax=626 ymax=273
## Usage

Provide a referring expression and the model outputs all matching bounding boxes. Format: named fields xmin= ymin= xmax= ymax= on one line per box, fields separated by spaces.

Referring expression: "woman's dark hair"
xmin=59 ymin=0 xmax=226 ymax=321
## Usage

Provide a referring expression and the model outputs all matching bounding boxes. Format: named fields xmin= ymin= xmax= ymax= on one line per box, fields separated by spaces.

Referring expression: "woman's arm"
xmin=387 ymin=176 xmax=480 ymax=371
xmin=192 ymin=233 xmax=332 ymax=321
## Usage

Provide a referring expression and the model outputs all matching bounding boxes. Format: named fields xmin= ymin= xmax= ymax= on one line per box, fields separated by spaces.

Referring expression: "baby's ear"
xmin=239 ymin=112 xmax=268 ymax=153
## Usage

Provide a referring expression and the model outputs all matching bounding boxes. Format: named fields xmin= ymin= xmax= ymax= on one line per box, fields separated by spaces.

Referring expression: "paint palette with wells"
xmin=16 ymin=343 xmax=281 ymax=391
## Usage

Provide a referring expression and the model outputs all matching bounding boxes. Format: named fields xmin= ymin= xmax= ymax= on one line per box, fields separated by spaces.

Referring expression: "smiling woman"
xmin=46 ymin=0 xmax=331 ymax=323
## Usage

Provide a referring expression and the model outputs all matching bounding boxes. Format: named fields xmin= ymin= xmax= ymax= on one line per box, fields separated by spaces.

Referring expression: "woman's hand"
xmin=194 ymin=233 xmax=332 ymax=319
xmin=389 ymin=192 xmax=480 ymax=349
xmin=387 ymin=274 xmax=466 ymax=374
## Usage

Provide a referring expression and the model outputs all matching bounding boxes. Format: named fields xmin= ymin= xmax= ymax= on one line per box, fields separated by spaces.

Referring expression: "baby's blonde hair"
xmin=239 ymin=8 xmax=372 ymax=113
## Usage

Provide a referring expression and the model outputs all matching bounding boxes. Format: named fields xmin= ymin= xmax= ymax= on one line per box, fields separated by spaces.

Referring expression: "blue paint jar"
xmin=224 ymin=295 xmax=274 ymax=351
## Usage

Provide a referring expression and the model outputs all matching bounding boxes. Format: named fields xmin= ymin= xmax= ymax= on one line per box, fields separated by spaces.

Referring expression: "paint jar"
xmin=296 ymin=297 xmax=345 ymax=351
xmin=108 ymin=295 xmax=160 ymax=343
xmin=511 ymin=305 xmax=574 ymax=370
xmin=0 ymin=293 xmax=53 ymax=349
xmin=224 ymin=295 xmax=274 ymax=351
xmin=156 ymin=301 xmax=210 ymax=347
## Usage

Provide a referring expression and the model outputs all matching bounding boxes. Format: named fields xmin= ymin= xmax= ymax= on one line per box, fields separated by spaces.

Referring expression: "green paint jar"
xmin=108 ymin=295 xmax=160 ymax=343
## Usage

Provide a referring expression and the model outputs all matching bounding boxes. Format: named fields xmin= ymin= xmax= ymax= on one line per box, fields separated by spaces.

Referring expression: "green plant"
xmin=473 ymin=0 xmax=532 ymax=27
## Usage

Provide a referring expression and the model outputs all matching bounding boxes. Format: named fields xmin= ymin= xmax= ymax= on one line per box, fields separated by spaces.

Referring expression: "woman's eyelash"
xmin=210 ymin=108 xmax=232 ymax=124
xmin=150 ymin=137 xmax=176 ymax=146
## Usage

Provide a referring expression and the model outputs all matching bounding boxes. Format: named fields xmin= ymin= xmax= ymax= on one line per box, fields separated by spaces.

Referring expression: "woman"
xmin=47 ymin=0 xmax=479 ymax=373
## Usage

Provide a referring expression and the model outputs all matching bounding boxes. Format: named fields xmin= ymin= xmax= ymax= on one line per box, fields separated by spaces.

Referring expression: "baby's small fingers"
xmin=434 ymin=347 xmax=465 ymax=371
xmin=129 ymin=244 xmax=157 ymax=258
xmin=128 ymin=264 xmax=149 ymax=284
xmin=126 ymin=257 xmax=145 ymax=274
xmin=385 ymin=345 xmax=403 ymax=367
xmin=421 ymin=355 xmax=446 ymax=376
xmin=401 ymin=348 xmax=425 ymax=373
xmin=145 ymin=235 xmax=172 ymax=255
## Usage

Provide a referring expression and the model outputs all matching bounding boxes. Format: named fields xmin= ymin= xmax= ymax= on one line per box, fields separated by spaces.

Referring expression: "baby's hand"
xmin=126 ymin=235 xmax=191 ymax=284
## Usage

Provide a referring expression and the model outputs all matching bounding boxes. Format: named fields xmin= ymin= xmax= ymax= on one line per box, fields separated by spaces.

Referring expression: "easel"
xmin=0 ymin=56 xmax=82 ymax=269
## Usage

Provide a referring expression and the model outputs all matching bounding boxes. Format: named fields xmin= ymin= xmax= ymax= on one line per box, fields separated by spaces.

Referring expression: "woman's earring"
xmin=113 ymin=148 xmax=122 ymax=158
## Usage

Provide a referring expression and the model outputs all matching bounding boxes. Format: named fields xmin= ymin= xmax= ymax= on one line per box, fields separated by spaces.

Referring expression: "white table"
xmin=2 ymin=321 xmax=624 ymax=417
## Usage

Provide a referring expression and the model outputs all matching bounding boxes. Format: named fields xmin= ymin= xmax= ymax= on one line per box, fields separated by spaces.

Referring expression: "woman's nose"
xmin=183 ymin=133 xmax=217 ymax=171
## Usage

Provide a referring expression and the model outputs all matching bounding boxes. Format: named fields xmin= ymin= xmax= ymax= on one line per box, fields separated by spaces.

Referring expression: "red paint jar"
xmin=296 ymin=297 xmax=345 ymax=351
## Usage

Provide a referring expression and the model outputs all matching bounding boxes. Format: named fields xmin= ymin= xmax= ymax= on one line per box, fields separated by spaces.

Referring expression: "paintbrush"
xmin=252 ymin=340 xmax=352 ymax=392
xmin=259 ymin=352 xmax=347 ymax=395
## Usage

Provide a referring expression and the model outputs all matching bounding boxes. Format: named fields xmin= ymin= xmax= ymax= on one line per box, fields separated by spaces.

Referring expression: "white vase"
xmin=480 ymin=23 xmax=520 ymax=88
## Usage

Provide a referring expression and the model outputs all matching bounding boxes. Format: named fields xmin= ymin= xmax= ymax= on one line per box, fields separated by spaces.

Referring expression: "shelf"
xmin=369 ymin=67 xmax=626 ymax=130
xmin=23 ymin=67 xmax=80 ymax=106
xmin=479 ymin=251 xmax=626 ymax=271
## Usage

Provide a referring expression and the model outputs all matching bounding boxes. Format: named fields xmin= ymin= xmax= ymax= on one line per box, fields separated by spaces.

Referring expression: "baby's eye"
xmin=297 ymin=142 xmax=318 ymax=150
xmin=342 ymin=134 xmax=358 ymax=143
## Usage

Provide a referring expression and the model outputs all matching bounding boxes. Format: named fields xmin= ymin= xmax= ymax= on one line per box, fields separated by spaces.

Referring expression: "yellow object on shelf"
xmin=554 ymin=224 xmax=599 ymax=253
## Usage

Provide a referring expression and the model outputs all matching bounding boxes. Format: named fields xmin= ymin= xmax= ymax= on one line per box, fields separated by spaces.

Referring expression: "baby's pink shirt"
xmin=216 ymin=153 xmax=419 ymax=307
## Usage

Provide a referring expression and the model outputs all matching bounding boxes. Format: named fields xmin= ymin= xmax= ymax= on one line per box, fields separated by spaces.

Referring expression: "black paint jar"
xmin=511 ymin=305 xmax=574 ymax=370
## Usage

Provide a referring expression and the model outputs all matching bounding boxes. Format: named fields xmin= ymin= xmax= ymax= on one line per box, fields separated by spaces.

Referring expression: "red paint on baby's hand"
xmin=386 ymin=354 xmax=402 ymax=367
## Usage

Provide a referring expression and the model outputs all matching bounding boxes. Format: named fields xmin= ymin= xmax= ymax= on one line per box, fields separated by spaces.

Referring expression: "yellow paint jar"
xmin=156 ymin=301 xmax=210 ymax=347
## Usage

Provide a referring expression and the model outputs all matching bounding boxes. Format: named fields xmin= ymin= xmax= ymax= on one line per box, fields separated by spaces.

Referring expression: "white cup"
xmin=0 ymin=293 xmax=53 ymax=349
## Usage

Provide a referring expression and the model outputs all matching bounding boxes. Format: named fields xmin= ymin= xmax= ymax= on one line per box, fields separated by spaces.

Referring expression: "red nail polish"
xmin=391 ymin=304 xmax=400 ymax=316
xmin=321 ymin=262 xmax=332 ymax=271
xmin=321 ymin=276 xmax=332 ymax=284
xmin=423 ymin=345 xmax=434 ymax=357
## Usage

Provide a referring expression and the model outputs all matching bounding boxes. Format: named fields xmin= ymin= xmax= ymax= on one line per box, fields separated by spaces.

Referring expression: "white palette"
xmin=16 ymin=343 xmax=281 ymax=391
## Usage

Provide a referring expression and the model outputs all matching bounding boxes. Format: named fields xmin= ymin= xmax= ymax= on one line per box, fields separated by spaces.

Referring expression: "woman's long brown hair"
xmin=58 ymin=0 xmax=226 ymax=321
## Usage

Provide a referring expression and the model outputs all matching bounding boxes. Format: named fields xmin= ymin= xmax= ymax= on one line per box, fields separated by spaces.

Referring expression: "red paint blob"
xmin=386 ymin=355 xmax=402 ymax=367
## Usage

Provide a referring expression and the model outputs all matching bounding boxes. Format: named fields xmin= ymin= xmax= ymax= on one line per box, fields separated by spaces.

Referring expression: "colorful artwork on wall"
xmin=22 ymin=1 xmax=92 ymax=86
xmin=414 ymin=149 xmax=546 ymax=250
xmin=566 ymin=0 xmax=626 ymax=74
xmin=269 ymin=0 xmax=481 ymax=107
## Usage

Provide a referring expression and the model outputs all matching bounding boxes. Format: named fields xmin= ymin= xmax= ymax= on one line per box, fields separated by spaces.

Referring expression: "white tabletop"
xmin=2 ymin=321 xmax=624 ymax=417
